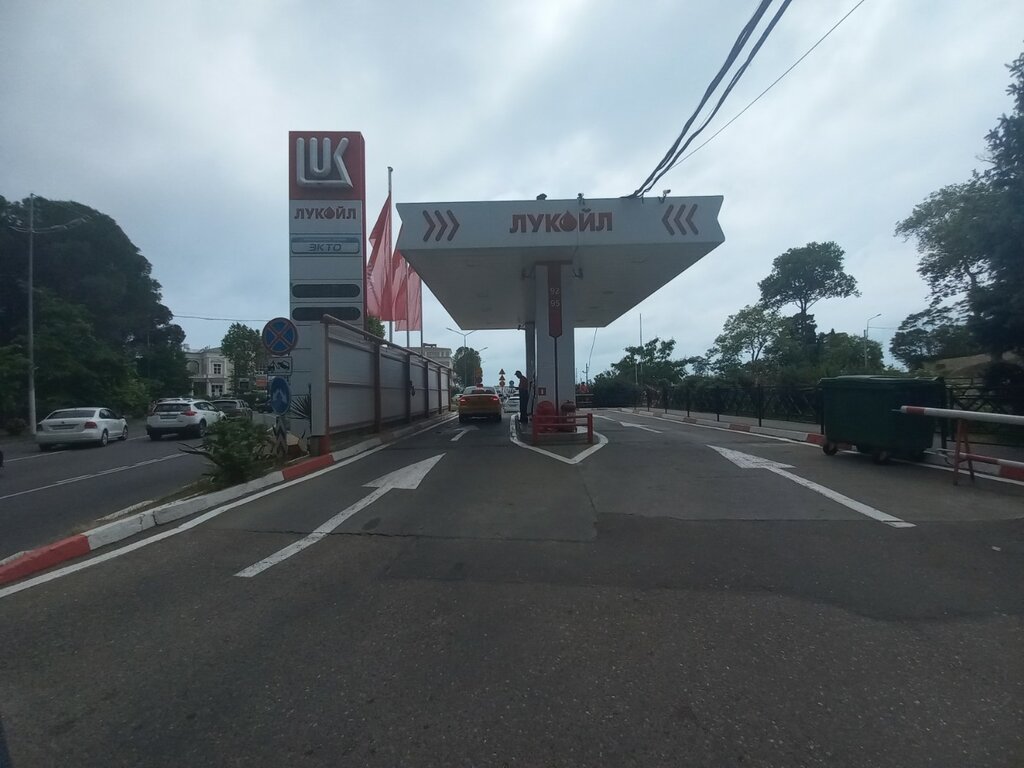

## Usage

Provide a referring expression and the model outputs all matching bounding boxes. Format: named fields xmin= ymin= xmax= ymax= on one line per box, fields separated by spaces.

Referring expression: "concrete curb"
xmin=617 ymin=408 xmax=1019 ymax=480
xmin=0 ymin=413 xmax=456 ymax=587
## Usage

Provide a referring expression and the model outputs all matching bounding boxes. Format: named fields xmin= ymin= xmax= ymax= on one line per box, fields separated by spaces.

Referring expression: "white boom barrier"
xmin=898 ymin=405 xmax=1024 ymax=427
xmin=898 ymin=405 xmax=1024 ymax=484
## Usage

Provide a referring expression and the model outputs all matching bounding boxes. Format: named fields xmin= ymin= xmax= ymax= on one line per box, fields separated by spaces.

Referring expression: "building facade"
xmin=184 ymin=346 xmax=234 ymax=398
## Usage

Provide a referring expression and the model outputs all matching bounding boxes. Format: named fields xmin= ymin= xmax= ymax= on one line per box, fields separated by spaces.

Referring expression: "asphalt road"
xmin=1 ymin=410 xmax=1022 ymax=767
xmin=0 ymin=426 xmax=209 ymax=559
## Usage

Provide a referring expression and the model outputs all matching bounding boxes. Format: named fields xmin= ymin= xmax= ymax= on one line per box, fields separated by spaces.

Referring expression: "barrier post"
xmin=953 ymin=419 xmax=975 ymax=486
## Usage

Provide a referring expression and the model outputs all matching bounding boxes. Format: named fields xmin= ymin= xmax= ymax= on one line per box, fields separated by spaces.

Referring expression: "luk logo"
xmin=295 ymin=136 xmax=352 ymax=188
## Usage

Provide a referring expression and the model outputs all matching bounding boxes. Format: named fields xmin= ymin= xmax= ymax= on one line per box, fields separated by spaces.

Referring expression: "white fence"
xmin=308 ymin=316 xmax=451 ymax=445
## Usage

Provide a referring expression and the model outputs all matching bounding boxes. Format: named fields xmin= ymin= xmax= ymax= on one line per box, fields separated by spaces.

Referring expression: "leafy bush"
xmin=5 ymin=417 xmax=28 ymax=436
xmin=180 ymin=418 xmax=274 ymax=486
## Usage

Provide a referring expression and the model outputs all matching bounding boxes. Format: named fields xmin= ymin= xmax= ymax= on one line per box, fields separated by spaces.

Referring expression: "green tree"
xmin=136 ymin=324 xmax=191 ymax=398
xmin=758 ymin=242 xmax=860 ymax=343
xmin=608 ymin=337 xmax=688 ymax=386
xmin=0 ymin=195 xmax=187 ymax=414
xmin=712 ymin=304 xmax=785 ymax=377
xmin=889 ymin=308 xmax=979 ymax=370
xmin=220 ymin=323 xmax=261 ymax=394
xmin=451 ymin=346 xmax=482 ymax=389
xmin=894 ymin=180 xmax=997 ymax=307
xmin=366 ymin=315 xmax=386 ymax=339
xmin=818 ymin=330 xmax=884 ymax=376
xmin=896 ymin=50 xmax=1024 ymax=358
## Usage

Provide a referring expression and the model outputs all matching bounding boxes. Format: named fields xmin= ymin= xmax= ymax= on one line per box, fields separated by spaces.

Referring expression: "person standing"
xmin=515 ymin=370 xmax=530 ymax=425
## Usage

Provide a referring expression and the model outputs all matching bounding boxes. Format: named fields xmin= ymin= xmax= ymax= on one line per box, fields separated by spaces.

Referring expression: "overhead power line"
xmin=630 ymin=0 xmax=793 ymax=198
xmin=630 ymin=0 xmax=774 ymax=198
xmin=664 ymin=0 xmax=869 ymax=171
xmin=173 ymin=314 xmax=265 ymax=323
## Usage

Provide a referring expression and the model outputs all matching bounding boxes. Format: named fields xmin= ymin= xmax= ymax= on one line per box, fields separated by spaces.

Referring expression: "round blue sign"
xmin=262 ymin=317 xmax=299 ymax=355
xmin=269 ymin=376 xmax=292 ymax=416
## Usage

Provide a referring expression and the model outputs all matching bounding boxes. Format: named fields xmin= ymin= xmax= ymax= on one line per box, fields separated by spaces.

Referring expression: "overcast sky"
xmin=2 ymin=1 xmax=1022 ymax=384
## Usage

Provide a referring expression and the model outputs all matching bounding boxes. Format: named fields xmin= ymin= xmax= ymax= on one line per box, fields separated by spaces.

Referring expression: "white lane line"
xmin=619 ymin=421 xmax=662 ymax=433
xmin=5 ymin=450 xmax=67 ymax=462
xmin=0 ymin=417 xmax=451 ymax=601
xmin=0 ymin=454 xmax=188 ymax=502
xmin=235 ymin=487 xmax=389 ymax=577
xmin=508 ymin=418 xmax=608 ymax=465
xmin=617 ymin=410 xmax=816 ymax=446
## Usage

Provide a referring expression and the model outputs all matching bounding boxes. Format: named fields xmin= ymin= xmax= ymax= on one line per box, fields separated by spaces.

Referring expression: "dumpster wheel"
xmin=822 ymin=442 xmax=839 ymax=456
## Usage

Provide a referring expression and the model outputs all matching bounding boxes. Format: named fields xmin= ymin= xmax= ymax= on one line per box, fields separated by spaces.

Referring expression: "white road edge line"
xmin=508 ymin=418 xmax=608 ymax=464
xmin=0 ymin=417 xmax=455 ymax=601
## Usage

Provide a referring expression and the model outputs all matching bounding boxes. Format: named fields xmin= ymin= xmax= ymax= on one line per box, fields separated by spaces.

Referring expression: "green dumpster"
xmin=818 ymin=376 xmax=943 ymax=463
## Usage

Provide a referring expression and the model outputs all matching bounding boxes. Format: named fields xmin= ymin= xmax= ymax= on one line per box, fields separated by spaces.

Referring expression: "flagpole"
xmin=387 ymin=166 xmax=393 ymax=344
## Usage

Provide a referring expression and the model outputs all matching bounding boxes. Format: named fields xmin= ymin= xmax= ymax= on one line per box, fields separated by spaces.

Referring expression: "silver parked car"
xmin=36 ymin=407 xmax=129 ymax=451
xmin=146 ymin=398 xmax=224 ymax=440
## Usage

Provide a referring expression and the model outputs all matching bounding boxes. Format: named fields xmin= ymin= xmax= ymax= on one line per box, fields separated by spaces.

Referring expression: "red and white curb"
xmin=618 ymin=408 xmax=1023 ymax=481
xmin=0 ymin=415 xmax=455 ymax=587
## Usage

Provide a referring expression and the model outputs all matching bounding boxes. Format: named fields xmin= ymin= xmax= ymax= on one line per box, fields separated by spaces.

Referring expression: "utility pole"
xmin=864 ymin=313 xmax=881 ymax=371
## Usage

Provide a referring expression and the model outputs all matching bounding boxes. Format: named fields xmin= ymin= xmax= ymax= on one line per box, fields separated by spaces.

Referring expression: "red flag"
xmin=391 ymin=246 xmax=409 ymax=324
xmin=366 ymin=194 xmax=392 ymax=320
xmin=395 ymin=266 xmax=421 ymax=331
xmin=389 ymin=227 xmax=408 ymax=321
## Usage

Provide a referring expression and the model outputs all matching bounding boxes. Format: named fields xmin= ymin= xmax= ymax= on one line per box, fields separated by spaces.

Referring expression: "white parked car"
xmin=37 ymin=407 xmax=128 ymax=451
xmin=503 ymin=396 xmax=520 ymax=413
xmin=146 ymin=398 xmax=224 ymax=440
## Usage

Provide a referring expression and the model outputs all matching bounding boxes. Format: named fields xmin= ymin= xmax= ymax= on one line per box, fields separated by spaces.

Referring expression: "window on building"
xmin=211 ymin=384 xmax=224 ymax=397
xmin=212 ymin=362 xmax=223 ymax=375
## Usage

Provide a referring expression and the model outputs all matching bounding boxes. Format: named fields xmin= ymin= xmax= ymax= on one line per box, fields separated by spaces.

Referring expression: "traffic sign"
xmin=269 ymin=376 xmax=292 ymax=416
xmin=267 ymin=356 xmax=293 ymax=375
xmin=262 ymin=317 xmax=299 ymax=356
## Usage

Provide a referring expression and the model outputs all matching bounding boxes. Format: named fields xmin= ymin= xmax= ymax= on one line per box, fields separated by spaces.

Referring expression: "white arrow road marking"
xmin=235 ymin=454 xmax=446 ymax=578
xmin=449 ymin=427 xmax=475 ymax=442
xmin=619 ymin=421 xmax=662 ymax=433
xmin=708 ymin=445 xmax=914 ymax=528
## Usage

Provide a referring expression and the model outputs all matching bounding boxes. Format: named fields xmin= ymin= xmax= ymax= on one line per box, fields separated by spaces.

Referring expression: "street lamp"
xmin=445 ymin=327 xmax=476 ymax=350
xmin=7 ymin=194 xmax=89 ymax=434
xmin=864 ymin=313 xmax=881 ymax=371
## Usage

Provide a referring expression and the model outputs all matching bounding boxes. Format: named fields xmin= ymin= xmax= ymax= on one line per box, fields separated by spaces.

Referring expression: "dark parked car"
xmin=212 ymin=398 xmax=252 ymax=420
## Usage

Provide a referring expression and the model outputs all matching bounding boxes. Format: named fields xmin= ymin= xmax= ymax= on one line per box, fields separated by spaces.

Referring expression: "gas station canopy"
xmin=396 ymin=196 xmax=725 ymax=330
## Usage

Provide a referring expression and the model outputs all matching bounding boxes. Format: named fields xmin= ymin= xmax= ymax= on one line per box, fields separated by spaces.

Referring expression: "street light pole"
xmin=446 ymin=327 xmax=477 ymax=387
xmin=8 ymin=195 xmax=89 ymax=435
xmin=27 ymin=194 xmax=35 ymax=434
xmin=864 ymin=313 xmax=881 ymax=371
